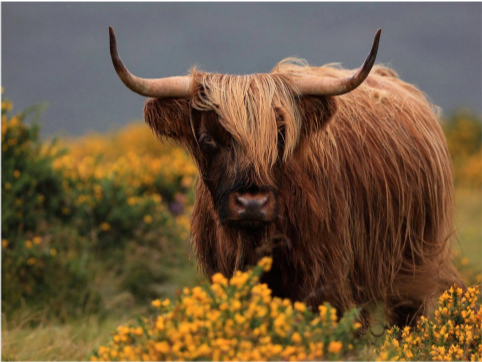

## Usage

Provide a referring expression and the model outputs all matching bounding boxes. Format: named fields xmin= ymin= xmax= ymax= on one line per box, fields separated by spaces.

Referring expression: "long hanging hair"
xmin=190 ymin=68 xmax=302 ymax=184
xmin=186 ymin=58 xmax=460 ymax=318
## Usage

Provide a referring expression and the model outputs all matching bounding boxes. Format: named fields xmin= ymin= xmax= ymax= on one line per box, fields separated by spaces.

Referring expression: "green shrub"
xmin=1 ymin=94 xmax=196 ymax=319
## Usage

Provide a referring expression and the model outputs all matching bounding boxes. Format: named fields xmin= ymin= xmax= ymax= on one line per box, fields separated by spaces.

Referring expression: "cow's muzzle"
xmin=227 ymin=188 xmax=277 ymax=227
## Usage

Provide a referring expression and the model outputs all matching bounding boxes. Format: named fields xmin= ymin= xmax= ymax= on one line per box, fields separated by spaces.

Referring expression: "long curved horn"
xmin=293 ymin=29 xmax=381 ymax=96
xmin=109 ymin=27 xmax=193 ymax=98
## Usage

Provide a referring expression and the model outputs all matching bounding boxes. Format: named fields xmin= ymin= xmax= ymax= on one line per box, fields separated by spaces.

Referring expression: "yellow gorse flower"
xmin=50 ymin=123 xmax=197 ymax=194
xmin=92 ymin=257 xmax=359 ymax=361
xmin=328 ymin=341 xmax=343 ymax=354
xmin=377 ymin=285 xmax=481 ymax=361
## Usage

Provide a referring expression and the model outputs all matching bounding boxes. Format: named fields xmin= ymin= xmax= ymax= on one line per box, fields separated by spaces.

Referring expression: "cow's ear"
xmin=144 ymin=97 xmax=193 ymax=145
xmin=297 ymin=96 xmax=338 ymax=137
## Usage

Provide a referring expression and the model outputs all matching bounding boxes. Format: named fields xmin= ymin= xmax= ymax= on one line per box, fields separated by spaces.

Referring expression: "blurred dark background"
xmin=2 ymin=2 xmax=481 ymax=137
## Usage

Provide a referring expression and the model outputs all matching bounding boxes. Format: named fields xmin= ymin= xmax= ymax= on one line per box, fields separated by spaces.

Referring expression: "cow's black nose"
xmin=235 ymin=192 xmax=269 ymax=219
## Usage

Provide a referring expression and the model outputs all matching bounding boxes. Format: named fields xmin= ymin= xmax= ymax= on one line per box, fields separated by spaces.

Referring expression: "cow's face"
xmin=144 ymin=73 xmax=336 ymax=231
xmin=190 ymin=108 xmax=282 ymax=230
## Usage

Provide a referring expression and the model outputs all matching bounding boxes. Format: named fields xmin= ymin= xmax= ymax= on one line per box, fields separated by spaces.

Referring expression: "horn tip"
xmin=374 ymin=29 xmax=382 ymax=44
xmin=109 ymin=26 xmax=115 ymax=40
xmin=370 ymin=29 xmax=381 ymax=57
xmin=109 ymin=26 xmax=125 ymax=77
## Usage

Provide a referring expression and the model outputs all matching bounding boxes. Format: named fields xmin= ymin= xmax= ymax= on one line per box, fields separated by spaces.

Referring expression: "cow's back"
xmin=278 ymin=61 xmax=459 ymax=308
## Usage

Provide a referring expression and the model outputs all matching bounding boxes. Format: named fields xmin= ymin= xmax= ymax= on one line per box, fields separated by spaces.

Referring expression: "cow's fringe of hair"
xmin=190 ymin=67 xmax=301 ymax=184
xmin=189 ymin=58 xmax=462 ymax=325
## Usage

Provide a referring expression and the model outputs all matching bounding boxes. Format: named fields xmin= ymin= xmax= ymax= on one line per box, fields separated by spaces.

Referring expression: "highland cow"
xmin=109 ymin=27 xmax=463 ymax=327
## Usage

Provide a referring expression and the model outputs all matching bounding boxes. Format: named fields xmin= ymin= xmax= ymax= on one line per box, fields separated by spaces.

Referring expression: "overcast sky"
xmin=2 ymin=3 xmax=481 ymax=138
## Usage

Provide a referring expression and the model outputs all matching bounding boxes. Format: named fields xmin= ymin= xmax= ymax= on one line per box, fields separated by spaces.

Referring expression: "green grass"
xmin=1 ymin=256 xmax=201 ymax=361
xmin=454 ymin=187 xmax=482 ymax=270
xmin=1 ymin=311 xmax=122 ymax=361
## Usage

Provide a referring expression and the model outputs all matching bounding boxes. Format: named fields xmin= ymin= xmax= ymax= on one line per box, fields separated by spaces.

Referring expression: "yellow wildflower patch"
xmin=92 ymin=257 xmax=358 ymax=361
xmin=377 ymin=285 xmax=482 ymax=361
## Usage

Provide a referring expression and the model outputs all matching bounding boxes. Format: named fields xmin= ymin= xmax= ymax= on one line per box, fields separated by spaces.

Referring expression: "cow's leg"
xmin=386 ymin=265 xmax=466 ymax=328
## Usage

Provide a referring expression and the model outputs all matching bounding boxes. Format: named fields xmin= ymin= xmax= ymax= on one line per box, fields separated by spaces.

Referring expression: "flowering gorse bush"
xmin=46 ymin=123 xmax=196 ymax=249
xmin=1 ymin=92 xmax=196 ymax=318
xmin=1 ymin=92 xmax=101 ymax=317
xmin=376 ymin=285 xmax=481 ymax=361
xmin=91 ymin=257 xmax=363 ymax=361
xmin=92 ymin=257 xmax=482 ymax=362
xmin=53 ymin=124 xmax=197 ymax=201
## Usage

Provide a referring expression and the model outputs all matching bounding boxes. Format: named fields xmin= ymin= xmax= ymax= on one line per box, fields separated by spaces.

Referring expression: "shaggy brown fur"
xmin=144 ymin=59 xmax=463 ymax=327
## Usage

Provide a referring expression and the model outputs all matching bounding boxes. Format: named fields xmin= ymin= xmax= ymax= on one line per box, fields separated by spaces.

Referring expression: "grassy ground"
xmin=454 ymin=187 xmax=482 ymax=269
xmin=1 ymin=311 xmax=123 ymax=361
xmin=2 ymin=187 xmax=481 ymax=361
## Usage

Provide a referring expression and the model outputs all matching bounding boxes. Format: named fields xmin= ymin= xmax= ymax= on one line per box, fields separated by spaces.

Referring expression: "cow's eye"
xmin=199 ymin=133 xmax=216 ymax=147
